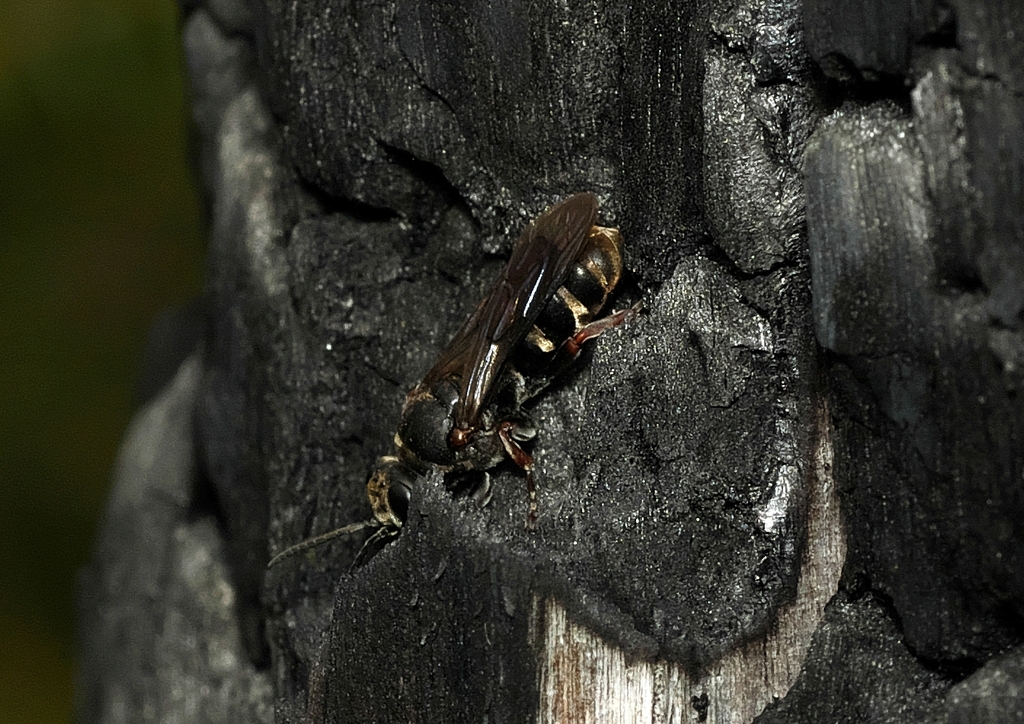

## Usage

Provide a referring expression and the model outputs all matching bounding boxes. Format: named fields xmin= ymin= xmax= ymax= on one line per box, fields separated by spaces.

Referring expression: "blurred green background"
xmin=0 ymin=0 xmax=204 ymax=720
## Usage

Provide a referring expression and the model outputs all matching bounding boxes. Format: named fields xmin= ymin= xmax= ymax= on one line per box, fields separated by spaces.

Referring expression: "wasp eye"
xmin=387 ymin=478 xmax=412 ymax=523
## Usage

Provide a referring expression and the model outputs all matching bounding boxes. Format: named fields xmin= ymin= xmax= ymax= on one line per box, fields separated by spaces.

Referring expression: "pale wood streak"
xmin=535 ymin=401 xmax=845 ymax=723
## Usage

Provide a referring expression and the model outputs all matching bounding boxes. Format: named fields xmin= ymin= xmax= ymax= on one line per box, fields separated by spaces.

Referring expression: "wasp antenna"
xmin=267 ymin=520 xmax=377 ymax=569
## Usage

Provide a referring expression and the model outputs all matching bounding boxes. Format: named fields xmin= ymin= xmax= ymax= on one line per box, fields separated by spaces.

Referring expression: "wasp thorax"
xmin=397 ymin=378 xmax=460 ymax=467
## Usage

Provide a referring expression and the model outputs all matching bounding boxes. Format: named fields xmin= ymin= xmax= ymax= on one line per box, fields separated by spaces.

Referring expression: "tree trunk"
xmin=77 ymin=0 xmax=1024 ymax=722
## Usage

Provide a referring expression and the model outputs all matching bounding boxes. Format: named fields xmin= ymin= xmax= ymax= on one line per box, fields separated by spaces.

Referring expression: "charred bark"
xmin=76 ymin=0 xmax=1024 ymax=722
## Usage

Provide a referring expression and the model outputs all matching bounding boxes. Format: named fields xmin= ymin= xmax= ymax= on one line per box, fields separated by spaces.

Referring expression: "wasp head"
xmin=366 ymin=456 xmax=416 ymax=529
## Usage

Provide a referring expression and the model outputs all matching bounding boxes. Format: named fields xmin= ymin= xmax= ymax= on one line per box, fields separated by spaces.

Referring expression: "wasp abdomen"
xmin=518 ymin=225 xmax=624 ymax=376
xmin=533 ymin=294 xmax=578 ymax=345
xmin=564 ymin=263 xmax=608 ymax=309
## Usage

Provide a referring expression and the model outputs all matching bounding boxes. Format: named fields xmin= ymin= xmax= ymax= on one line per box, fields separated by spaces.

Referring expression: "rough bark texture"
xmin=75 ymin=0 xmax=1024 ymax=722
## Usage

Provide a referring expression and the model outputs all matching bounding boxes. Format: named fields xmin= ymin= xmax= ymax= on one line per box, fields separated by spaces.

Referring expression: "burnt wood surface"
xmin=76 ymin=0 xmax=1024 ymax=722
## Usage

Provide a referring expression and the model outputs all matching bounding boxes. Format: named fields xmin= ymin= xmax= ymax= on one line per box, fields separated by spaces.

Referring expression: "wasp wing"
xmin=414 ymin=192 xmax=600 ymax=430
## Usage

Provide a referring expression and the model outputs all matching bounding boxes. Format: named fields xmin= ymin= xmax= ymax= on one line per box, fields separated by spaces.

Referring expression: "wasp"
xmin=269 ymin=193 xmax=636 ymax=568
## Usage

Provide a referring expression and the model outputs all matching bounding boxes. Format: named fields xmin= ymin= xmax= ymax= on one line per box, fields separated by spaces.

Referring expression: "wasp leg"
xmin=352 ymin=523 xmax=400 ymax=568
xmin=268 ymin=519 xmax=377 ymax=569
xmin=471 ymin=471 xmax=494 ymax=509
xmin=564 ymin=301 xmax=642 ymax=356
xmin=498 ymin=421 xmax=537 ymax=529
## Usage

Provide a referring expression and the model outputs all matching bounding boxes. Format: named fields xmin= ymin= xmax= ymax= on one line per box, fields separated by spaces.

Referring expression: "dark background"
xmin=0 ymin=1 xmax=203 ymax=720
